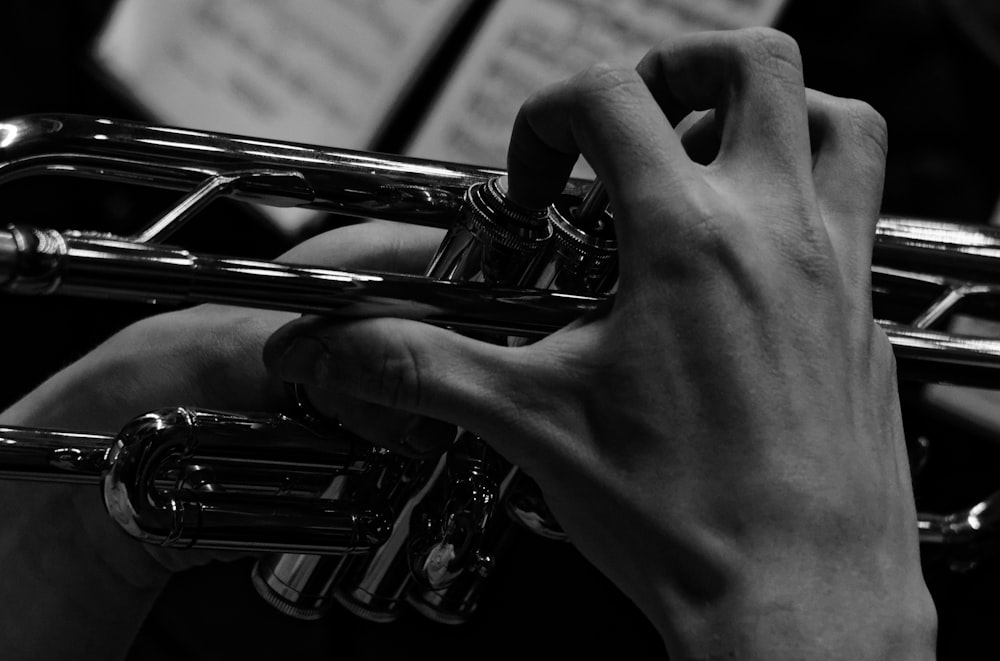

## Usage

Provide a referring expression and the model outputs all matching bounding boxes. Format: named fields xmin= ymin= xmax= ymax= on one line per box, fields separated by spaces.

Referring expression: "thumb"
xmin=263 ymin=315 xmax=528 ymax=447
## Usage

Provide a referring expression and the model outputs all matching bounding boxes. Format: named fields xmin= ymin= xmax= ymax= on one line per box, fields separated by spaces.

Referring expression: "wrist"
xmin=0 ymin=482 xmax=169 ymax=659
xmin=655 ymin=548 xmax=937 ymax=661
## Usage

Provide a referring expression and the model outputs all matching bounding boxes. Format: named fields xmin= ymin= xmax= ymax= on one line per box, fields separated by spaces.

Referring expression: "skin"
xmin=0 ymin=221 xmax=445 ymax=659
xmin=264 ymin=28 xmax=937 ymax=659
xmin=0 ymin=26 xmax=936 ymax=661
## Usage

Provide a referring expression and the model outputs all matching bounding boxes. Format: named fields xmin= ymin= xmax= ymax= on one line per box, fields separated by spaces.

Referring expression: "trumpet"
xmin=2 ymin=113 xmax=1000 ymax=623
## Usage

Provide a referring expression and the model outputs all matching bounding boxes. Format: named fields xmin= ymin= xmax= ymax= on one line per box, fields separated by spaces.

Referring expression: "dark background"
xmin=3 ymin=0 xmax=1000 ymax=658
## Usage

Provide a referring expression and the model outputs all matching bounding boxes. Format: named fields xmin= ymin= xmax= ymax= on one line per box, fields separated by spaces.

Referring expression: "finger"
xmin=272 ymin=220 xmax=446 ymax=440
xmin=263 ymin=315 xmax=534 ymax=459
xmin=635 ymin=28 xmax=812 ymax=186
xmin=278 ymin=220 xmax=445 ymax=273
xmin=506 ymin=61 xmax=695 ymax=226
xmin=806 ymin=90 xmax=888 ymax=291
xmin=506 ymin=104 xmax=580 ymax=211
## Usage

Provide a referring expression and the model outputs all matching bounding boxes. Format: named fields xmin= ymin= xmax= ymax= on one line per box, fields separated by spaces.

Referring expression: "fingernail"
xmin=273 ymin=336 xmax=328 ymax=384
xmin=401 ymin=417 xmax=457 ymax=456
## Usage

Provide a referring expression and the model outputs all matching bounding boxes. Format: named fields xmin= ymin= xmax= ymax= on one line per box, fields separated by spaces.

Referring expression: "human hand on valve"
xmin=264 ymin=27 xmax=938 ymax=660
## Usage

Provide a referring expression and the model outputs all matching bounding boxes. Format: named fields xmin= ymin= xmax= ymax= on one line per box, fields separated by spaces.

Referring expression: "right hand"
xmin=264 ymin=28 xmax=937 ymax=659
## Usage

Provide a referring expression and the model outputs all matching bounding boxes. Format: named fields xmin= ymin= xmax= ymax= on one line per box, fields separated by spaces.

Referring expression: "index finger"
xmin=505 ymin=63 xmax=697 ymax=232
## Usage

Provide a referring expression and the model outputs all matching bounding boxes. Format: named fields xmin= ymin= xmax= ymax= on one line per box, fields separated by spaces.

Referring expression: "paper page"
xmin=405 ymin=0 xmax=791 ymax=178
xmin=93 ymin=0 xmax=472 ymax=235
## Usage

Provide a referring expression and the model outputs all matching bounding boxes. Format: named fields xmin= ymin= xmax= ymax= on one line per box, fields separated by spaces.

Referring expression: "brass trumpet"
xmin=1 ymin=114 xmax=1000 ymax=623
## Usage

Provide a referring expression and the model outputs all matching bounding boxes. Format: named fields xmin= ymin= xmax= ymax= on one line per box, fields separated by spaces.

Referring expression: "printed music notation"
xmin=92 ymin=0 xmax=788 ymax=233
xmin=405 ymin=0 xmax=790 ymax=177
xmin=95 ymin=0 xmax=469 ymax=144
xmin=93 ymin=0 xmax=471 ymax=234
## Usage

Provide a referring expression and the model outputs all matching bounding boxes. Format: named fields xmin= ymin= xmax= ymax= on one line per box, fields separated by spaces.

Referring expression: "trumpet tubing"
xmin=2 ymin=113 xmax=1000 ymax=623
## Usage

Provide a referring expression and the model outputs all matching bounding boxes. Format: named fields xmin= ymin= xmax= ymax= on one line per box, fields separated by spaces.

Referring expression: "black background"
xmin=3 ymin=0 xmax=1000 ymax=658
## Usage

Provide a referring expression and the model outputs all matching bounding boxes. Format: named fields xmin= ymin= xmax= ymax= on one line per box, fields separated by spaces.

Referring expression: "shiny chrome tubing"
xmin=0 ymin=426 xmax=114 ymax=484
xmin=251 ymin=174 xmax=557 ymax=623
xmin=404 ymin=431 xmax=517 ymax=624
xmin=398 ymin=190 xmax=616 ymax=623
xmin=0 ymin=114 xmax=510 ymax=229
xmin=918 ymin=493 xmax=1000 ymax=546
xmin=917 ymin=493 xmax=1000 ymax=573
xmin=876 ymin=216 xmax=1000 ymax=280
xmin=4 ymin=114 xmax=1000 ymax=382
xmin=873 ymin=216 xmax=1000 ymax=386
xmin=4 ymin=221 xmax=1000 ymax=384
xmin=6 ymin=112 xmax=1000 ymax=607
xmin=1 ymin=408 xmax=392 ymax=553
xmin=0 ymin=224 xmax=595 ymax=337
xmin=403 ymin=196 xmax=618 ymax=623
xmin=328 ymin=176 xmax=555 ymax=624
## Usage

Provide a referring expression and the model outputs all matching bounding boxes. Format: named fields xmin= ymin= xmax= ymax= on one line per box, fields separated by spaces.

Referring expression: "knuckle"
xmin=842 ymin=99 xmax=889 ymax=161
xmin=735 ymin=27 xmax=804 ymax=83
xmin=809 ymin=93 xmax=889 ymax=168
xmin=572 ymin=61 xmax=645 ymax=101
xmin=517 ymin=87 xmax=548 ymax=119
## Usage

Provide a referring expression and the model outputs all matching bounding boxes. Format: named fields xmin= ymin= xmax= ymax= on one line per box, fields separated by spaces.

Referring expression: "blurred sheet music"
xmin=94 ymin=0 xmax=472 ymax=235
xmin=405 ymin=0 xmax=790 ymax=178
xmin=94 ymin=0 xmax=789 ymax=235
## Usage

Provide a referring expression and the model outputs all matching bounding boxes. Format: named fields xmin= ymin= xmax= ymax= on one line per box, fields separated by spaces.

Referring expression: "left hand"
xmin=0 ymin=218 xmax=443 ymax=658
xmin=0 ymin=219 xmax=444 ymax=579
